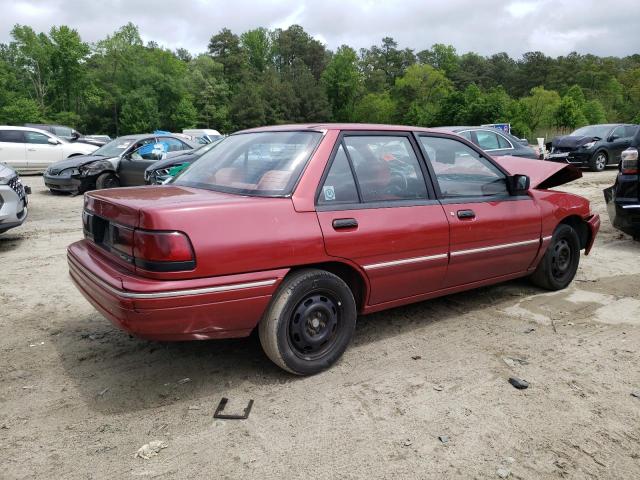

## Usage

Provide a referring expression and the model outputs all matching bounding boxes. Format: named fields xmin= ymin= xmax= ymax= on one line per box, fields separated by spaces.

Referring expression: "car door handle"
xmin=457 ymin=209 xmax=476 ymax=219
xmin=332 ymin=218 xmax=358 ymax=230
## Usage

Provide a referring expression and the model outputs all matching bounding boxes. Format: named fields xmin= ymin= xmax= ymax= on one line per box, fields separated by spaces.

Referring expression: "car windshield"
xmin=92 ymin=138 xmax=138 ymax=157
xmin=571 ymin=125 xmax=612 ymax=139
xmin=174 ymin=131 xmax=322 ymax=196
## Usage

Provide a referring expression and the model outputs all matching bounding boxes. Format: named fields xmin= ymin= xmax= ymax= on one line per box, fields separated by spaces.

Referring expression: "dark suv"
xmin=547 ymin=124 xmax=638 ymax=172
xmin=604 ymin=128 xmax=640 ymax=239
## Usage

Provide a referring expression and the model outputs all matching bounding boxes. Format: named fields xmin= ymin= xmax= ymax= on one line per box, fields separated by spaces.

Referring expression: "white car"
xmin=0 ymin=126 xmax=99 ymax=174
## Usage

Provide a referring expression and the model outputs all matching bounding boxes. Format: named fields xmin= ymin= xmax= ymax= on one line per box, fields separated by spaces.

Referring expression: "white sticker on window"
xmin=323 ymin=185 xmax=336 ymax=201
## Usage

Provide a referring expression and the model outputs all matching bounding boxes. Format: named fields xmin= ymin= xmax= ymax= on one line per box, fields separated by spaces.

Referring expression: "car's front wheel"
xmin=590 ymin=151 xmax=607 ymax=172
xmin=95 ymin=172 xmax=120 ymax=190
xmin=530 ymin=224 xmax=581 ymax=290
xmin=259 ymin=269 xmax=357 ymax=375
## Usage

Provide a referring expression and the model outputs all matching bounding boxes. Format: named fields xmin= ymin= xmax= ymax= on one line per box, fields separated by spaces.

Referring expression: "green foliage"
xmin=0 ymin=97 xmax=42 ymax=124
xmin=120 ymin=88 xmax=160 ymax=134
xmin=1 ymin=24 xmax=639 ymax=139
xmin=352 ymin=93 xmax=396 ymax=124
xmin=554 ymin=96 xmax=587 ymax=129
xmin=322 ymin=46 xmax=361 ymax=121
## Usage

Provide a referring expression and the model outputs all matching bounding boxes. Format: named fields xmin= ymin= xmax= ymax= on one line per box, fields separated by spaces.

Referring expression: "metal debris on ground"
xmin=523 ymin=327 xmax=535 ymax=333
xmin=135 ymin=440 xmax=168 ymax=460
xmin=509 ymin=377 xmax=529 ymax=390
xmin=438 ymin=435 xmax=449 ymax=444
xmin=213 ymin=397 xmax=254 ymax=420
xmin=411 ymin=355 xmax=421 ymax=360
xmin=177 ymin=378 xmax=191 ymax=385
xmin=97 ymin=388 xmax=109 ymax=397
xmin=433 ymin=385 xmax=444 ymax=391
xmin=631 ymin=391 xmax=640 ymax=399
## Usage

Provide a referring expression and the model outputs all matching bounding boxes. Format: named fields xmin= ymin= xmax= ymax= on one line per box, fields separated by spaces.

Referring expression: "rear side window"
xmin=343 ymin=136 xmax=428 ymax=202
xmin=24 ymin=131 xmax=50 ymax=144
xmin=419 ymin=136 xmax=508 ymax=198
xmin=624 ymin=125 xmax=638 ymax=138
xmin=53 ymin=126 xmax=72 ymax=138
xmin=475 ymin=130 xmax=502 ymax=150
xmin=318 ymin=145 xmax=359 ymax=205
xmin=496 ymin=133 xmax=512 ymax=148
xmin=0 ymin=130 xmax=25 ymax=143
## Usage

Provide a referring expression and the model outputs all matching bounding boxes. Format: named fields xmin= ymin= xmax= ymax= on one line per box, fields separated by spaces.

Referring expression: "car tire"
xmin=530 ymin=224 xmax=581 ymax=290
xmin=589 ymin=151 xmax=607 ymax=172
xmin=95 ymin=172 xmax=120 ymax=190
xmin=258 ymin=269 xmax=357 ymax=375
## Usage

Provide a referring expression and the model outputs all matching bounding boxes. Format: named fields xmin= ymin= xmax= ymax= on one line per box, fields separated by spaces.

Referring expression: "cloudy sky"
xmin=0 ymin=0 xmax=637 ymax=58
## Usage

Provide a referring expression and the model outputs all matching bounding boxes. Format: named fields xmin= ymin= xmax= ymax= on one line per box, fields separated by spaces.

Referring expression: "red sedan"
xmin=68 ymin=124 xmax=600 ymax=375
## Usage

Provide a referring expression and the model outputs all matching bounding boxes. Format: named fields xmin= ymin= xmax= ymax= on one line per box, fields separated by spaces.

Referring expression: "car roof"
xmin=237 ymin=123 xmax=443 ymax=134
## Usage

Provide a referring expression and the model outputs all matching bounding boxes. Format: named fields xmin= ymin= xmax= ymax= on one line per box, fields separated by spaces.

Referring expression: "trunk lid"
xmin=493 ymin=156 xmax=582 ymax=189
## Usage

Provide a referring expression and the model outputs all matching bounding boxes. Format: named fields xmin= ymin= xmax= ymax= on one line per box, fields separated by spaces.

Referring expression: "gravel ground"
xmin=1 ymin=170 xmax=639 ymax=479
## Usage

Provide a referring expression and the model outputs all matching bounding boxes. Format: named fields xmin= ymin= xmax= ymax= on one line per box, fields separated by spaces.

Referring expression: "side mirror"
xmin=507 ymin=174 xmax=530 ymax=195
xmin=71 ymin=131 xmax=80 ymax=140
xmin=47 ymin=138 xmax=59 ymax=145
xmin=608 ymin=135 xmax=618 ymax=142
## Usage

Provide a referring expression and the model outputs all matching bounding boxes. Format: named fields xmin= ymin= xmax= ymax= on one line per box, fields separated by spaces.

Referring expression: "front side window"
xmin=158 ymin=137 xmax=192 ymax=152
xmin=343 ymin=136 xmax=428 ymax=202
xmin=131 ymin=142 xmax=169 ymax=161
xmin=174 ymin=131 xmax=322 ymax=196
xmin=25 ymin=131 xmax=51 ymax=144
xmin=419 ymin=136 xmax=508 ymax=198
xmin=53 ymin=126 xmax=72 ymax=138
xmin=611 ymin=126 xmax=626 ymax=139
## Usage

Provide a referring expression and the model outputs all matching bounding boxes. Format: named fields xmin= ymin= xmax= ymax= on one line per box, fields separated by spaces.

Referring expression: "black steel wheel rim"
xmin=551 ymin=238 xmax=572 ymax=280
xmin=103 ymin=176 xmax=119 ymax=188
xmin=288 ymin=292 xmax=340 ymax=359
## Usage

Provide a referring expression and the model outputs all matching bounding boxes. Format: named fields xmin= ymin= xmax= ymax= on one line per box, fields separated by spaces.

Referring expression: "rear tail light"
xmin=133 ymin=230 xmax=195 ymax=271
xmin=621 ymin=148 xmax=638 ymax=174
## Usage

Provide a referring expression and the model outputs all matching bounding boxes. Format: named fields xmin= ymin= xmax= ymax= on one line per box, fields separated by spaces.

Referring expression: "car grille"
xmin=8 ymin=175 xmax=26 ymax=201
xmin=551 ymin=147 xmax=573 ymax=154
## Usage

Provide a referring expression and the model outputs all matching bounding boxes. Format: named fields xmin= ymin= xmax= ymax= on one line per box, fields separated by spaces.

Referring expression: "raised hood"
xmin=494 ymin=156 xmax=582 ymax=189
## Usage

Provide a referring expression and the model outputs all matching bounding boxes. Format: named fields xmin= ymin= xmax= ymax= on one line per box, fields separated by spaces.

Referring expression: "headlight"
xmin=78 ymin=160 xmax=112 ymax=176
xmin=582 ymin=141 xmax=596 ymax=149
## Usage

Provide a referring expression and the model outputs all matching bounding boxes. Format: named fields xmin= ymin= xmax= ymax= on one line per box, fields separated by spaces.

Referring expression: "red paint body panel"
xmin=317 ymin=204 xmax=449 ymax=304
xmin=68 ymin=240 xmax=287 ymax=340
xmin=443 ymin=198 xmax=541 ymax=286
xmin=69 ymin=124 xmax=600 ymax=342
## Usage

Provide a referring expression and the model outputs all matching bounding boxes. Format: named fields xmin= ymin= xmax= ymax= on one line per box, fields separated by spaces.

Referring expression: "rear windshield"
xmin=174 ymin=131 xmax=322 ymax=196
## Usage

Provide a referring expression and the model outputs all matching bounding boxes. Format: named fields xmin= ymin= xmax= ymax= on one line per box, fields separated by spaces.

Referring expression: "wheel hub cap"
xmin=289 ymin=294 xmax=339 ymax=356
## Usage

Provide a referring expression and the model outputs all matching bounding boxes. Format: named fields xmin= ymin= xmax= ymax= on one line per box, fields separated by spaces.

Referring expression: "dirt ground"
xmin=1 ymin=170 xmax=639 ymax=480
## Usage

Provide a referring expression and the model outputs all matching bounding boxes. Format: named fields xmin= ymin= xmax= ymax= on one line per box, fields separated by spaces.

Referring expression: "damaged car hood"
xmin=494 ymin=156 xmax=582 ymax=189
xmin=552 ymin=135 xmax=598 ymax=149
xmin=47 ymin=155 xmax=118 ymax=172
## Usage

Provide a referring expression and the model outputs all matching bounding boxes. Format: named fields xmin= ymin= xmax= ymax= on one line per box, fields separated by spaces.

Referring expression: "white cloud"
xmin=0 ymin=0 xmax=638 ymax=58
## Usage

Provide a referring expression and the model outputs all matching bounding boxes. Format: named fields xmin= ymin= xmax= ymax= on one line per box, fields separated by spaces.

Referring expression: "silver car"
xmin=0 ymin=163 xmax=29 ymax=233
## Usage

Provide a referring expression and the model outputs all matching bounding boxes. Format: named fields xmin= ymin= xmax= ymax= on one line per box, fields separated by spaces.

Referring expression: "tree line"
xmin=1 ymin=22 xmax=639 ymax=140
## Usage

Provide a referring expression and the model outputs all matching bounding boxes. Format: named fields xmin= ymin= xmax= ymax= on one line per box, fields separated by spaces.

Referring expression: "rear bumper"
xmin=604 ymin=186 xmax=640 ymax=237
xmin=67 ymin=240 xmax=287 ymax=340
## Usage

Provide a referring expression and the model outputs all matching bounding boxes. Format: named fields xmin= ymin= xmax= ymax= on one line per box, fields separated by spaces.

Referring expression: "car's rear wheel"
xmin=590 ymin=151 xmax=607 ymax=172
xmin=259 ymin=269 xmax=357 ymax=375
xmin=530 ymin=224 xmax=581 ymax=290
xmin=95 ymin=172 xmax=120 ymax=190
